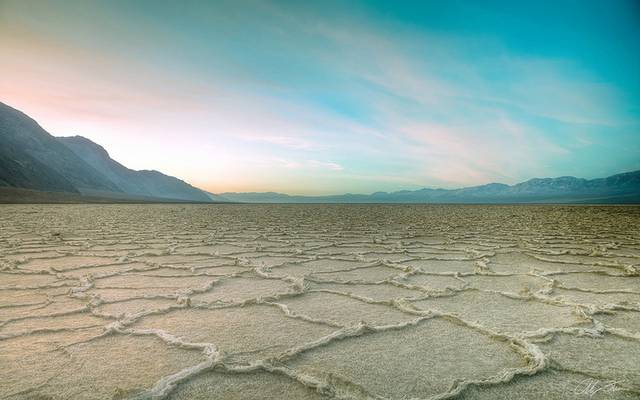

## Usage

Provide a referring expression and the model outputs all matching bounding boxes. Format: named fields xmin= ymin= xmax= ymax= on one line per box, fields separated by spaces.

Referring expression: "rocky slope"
xmin=0 ymin=102 xmax=212 ymax=202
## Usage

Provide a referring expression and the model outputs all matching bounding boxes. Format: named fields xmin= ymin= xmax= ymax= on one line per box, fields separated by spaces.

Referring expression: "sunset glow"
xmin=1 ymin=0 xmax=639 ymax=194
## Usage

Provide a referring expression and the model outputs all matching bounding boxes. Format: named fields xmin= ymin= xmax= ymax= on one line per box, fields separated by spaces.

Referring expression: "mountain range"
xmin=219 ymin=171 xmax=640 ymax=203
xmin=1 ymin=101 xmax=639 ymax=204
xmin=0 ymin=102 xmax=212 ymax=202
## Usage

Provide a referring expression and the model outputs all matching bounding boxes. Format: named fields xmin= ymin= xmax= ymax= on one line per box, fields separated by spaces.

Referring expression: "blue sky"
xmin=1 ymin=0 xmax=639 ymax=194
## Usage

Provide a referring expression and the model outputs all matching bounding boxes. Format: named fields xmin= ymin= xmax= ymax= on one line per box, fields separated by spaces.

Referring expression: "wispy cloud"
xmin=0 ymin=0 xmax=638 ymax=193
xmin=308 ymin=160 xmax=344 ymax=171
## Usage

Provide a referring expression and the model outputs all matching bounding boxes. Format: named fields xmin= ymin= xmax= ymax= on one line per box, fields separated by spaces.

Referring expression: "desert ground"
xmin=0 ymin=204 xmax=639 ymax=400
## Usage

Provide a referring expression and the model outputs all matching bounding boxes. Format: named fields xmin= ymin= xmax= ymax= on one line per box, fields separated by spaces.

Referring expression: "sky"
xmin=1 ymin=0 xmax=639 ymax=195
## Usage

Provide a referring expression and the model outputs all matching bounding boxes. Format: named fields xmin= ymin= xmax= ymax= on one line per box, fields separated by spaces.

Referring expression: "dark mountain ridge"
xmin=0 ymin=102 xmax=212 ymax=202
xmin=0 ymin=102 xmax=121 ymax=194
xmin=58 ymin=136 xmax=210 ymax=202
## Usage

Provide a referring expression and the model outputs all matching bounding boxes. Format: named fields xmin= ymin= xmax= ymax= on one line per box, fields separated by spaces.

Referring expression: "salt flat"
xmin=0 ymin=204 xmax=639 ymax=399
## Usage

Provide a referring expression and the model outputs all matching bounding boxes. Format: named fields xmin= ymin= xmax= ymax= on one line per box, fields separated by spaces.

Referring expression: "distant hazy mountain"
xmin=204 ymin=191 xmax=231 ymax=202
xmin=0 ymin=102 xmax=212 ymax=202
xmin=219 ymin=170 xmax=640 ymax=204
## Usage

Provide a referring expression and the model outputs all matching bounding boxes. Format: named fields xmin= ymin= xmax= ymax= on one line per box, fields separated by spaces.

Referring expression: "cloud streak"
xmin=0 ymin=0 xmax=638 ymax=194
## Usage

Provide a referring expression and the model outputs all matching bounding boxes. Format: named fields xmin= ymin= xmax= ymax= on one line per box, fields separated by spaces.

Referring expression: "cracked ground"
xmin=0 ymin=204 xmax=639 ymax=400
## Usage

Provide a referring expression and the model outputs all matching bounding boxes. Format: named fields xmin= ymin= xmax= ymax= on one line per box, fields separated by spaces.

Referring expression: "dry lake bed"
xmin=0 ymin=204 xmax=639 ymax=400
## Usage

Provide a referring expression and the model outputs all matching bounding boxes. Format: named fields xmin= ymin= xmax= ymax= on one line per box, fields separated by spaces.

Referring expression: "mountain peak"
xmin=1 ymin=102 xmax=213 ymax=202
xmin=58 ymin=135 xmax=111 ymax=160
